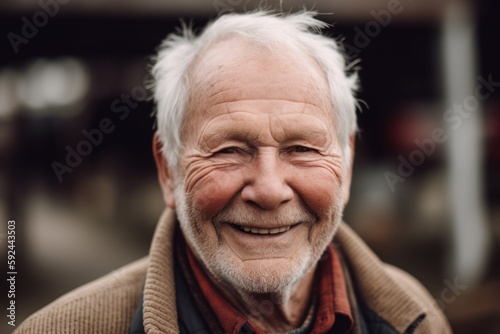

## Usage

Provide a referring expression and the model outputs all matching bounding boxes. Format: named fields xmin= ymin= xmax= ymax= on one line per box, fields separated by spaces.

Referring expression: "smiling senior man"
xmin=16 ymin=11 xmax=451 ymax=334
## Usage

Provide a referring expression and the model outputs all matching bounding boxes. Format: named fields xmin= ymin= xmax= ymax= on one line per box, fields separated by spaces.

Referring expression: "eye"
xmin=218 ymin=147 xmax=238 ymax=154
xmin=293 ymin=145 xmax=313 ymax=153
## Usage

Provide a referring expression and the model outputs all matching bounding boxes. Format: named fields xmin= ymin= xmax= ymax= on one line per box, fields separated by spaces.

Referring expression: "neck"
xmin=213 ymin=268 xmax=317 ymax=332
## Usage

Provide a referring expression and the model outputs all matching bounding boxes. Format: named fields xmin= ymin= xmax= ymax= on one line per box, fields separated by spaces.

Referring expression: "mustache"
xmin=213 ymin=200 xmax=318 ymax=228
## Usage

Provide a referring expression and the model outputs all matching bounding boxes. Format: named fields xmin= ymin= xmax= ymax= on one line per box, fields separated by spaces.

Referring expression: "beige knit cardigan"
xmin=14 ymin=209 xmax=452 ymax=334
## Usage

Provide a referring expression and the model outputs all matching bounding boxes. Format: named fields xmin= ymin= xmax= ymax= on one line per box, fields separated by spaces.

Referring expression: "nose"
xmin=240 ymin=150 xmax=294 ymax=210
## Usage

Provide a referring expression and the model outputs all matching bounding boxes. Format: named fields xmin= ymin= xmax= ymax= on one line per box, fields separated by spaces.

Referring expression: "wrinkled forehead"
xmin=185 ymin=36 xmax=333 ymax=115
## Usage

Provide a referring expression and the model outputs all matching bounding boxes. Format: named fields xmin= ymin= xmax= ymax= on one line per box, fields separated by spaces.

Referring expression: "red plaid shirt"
xmin=186 ymin=243 xmax=353 ymax=334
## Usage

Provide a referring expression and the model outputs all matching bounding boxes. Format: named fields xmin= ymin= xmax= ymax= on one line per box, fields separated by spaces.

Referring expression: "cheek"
xmin=291 ymin=168 xmax=342 ymax=214
xmin=188 ymin=171 xmax=242 ymax=218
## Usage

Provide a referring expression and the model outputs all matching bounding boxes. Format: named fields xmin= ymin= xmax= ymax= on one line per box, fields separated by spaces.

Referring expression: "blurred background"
xmin=0 ymin=0 xmax=499 ymax=333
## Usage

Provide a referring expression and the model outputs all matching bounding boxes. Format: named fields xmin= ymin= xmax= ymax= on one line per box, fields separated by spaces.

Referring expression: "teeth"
xmin=239 ymin=225 xmax=291 ymax=235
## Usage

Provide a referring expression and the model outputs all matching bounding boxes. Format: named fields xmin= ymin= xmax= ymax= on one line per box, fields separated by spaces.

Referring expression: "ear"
xmin=153 ymin=132 xmax=176 ymax=209
xmin=342 ymin=134 xmax=356 ymax=207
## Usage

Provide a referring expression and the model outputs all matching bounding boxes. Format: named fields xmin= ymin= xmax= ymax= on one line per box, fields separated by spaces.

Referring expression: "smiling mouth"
xmin=230 ymin=224 xmax=293 ymax=235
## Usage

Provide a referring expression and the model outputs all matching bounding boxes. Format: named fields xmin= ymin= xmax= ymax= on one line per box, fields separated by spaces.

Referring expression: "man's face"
xmin=156 ymin=38 xmax=353 ymax=295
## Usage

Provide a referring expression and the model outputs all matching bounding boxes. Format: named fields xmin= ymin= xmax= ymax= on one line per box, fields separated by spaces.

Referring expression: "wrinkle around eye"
xmin=290 ymin=155 xmax=344 ymax=179
xmin=184 ymin=156 xmax=246 ymax=192
xmin=183 ymin=160 xmax=219 ymax=193
xmin=319 ymin=158 xmax=344 ymax=180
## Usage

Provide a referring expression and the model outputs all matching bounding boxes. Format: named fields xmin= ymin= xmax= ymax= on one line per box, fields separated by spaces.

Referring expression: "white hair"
xmin=150 ymin=10 xmax=359 ymax=168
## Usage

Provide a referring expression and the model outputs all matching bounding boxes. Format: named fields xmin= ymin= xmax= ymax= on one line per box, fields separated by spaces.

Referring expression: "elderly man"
xmin=15 ymin=11 xmax=451 ymax=334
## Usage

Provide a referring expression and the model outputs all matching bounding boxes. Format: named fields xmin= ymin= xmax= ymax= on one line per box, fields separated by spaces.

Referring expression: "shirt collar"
xmin=185 ymin=240 xmax=353 ymax=334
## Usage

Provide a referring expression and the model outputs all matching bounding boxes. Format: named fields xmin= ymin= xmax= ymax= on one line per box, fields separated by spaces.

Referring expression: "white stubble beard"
xmin=173 ymin=179 xmax=344 ymax=305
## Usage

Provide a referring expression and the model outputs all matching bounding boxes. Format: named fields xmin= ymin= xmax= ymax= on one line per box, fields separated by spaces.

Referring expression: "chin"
xmin=213 ymin=245 xmax=314 ymax=296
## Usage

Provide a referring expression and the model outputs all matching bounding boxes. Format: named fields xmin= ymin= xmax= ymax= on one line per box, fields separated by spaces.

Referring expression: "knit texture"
xmin=14 ymin=209 xmax=451 ymax=334
xmin=336 ymin=224 xmax=451 ymax=334
xmin=13 ymin=258 xmax=147 ymax=334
